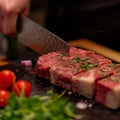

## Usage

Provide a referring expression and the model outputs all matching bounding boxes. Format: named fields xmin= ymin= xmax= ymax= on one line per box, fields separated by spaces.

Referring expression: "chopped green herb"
xmin=102 ymin=77 xmax=119 ymax=82
xmin=74 ymin=65 xmax=81 ymax=72
xmin=109 ymin=63 xmax=117 ymax=69
xmin=57 ymin=54 xmax=64 ymax=58
xmin=67 ymin=56 xmax=81 ymax=67
xmin=109 ymin=77 xmax=119 ymax=82
xmin=81 ymin=57 xmax=90 ymax=62
xmin=74 ymin=56 xmax=80 ymax=63
xmin=116 ymin=69 xmax=120 ymax=73
xmin=100 ymin=71 xmax=105 ymax=77
xmin=67 ymin=60 xmax=75 ymax=65
xmin=81 ymin=62 xmax=95 ymax=70
xmin=111 ymin=78 xmax=119 ymax=82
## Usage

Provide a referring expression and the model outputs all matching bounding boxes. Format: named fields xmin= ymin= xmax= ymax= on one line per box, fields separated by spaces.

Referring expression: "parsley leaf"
xmin=0 ymin=90 xmax=81 ymax=120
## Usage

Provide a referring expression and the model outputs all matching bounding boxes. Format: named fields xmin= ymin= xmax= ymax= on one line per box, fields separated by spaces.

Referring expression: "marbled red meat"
xmin=35 ymin=47 xmax=120 ymax=109
xmin=72 ymin=64 xmax=115 ymax=98
xmin=35 ymin=52 xmax=63 ymax=79
xmin=95 ymin=66 xmax=120 ymax=109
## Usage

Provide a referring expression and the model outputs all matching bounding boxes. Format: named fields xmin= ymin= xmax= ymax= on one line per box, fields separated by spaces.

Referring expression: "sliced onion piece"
xmin=21 ymin=60 xmax=32 ymax=67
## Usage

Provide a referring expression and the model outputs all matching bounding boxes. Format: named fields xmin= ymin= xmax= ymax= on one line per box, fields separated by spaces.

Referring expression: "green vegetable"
xmin=109 ymin=63 xmax=117 ymax=69
xmin=74 ymin=56 xmax=80 ymax=63
xmin=0 ymin=90 xmax=81 ymax=120
xmin=111 ymin=78 xmax=119 ymax=82
xmin=81 ymin=62 xmax=96 ymax=70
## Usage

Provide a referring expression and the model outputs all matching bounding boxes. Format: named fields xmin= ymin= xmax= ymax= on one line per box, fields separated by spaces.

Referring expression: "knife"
xmin=17 ymin=16 xmax=70 ymax=55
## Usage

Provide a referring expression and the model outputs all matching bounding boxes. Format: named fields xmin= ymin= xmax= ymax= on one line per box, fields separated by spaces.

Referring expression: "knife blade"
xmin=17 ymin=16 xmax=70 ymax=55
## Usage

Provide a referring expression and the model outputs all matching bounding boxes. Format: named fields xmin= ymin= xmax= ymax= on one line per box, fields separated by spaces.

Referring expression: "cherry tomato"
xmin=0 ymin=83 xmax=6 ymax=90
xmin=0 ymin=70 xmax=16 ymax=89
xmin=0 ymin=90 xmax=10 ymax=108
xmin=12 ymin=80 xmax=32 ymax=97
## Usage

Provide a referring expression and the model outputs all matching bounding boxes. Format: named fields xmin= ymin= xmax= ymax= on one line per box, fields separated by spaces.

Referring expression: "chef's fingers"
xmin=2 ymin=7 xmax=30 ymax=36
xmin=21 ymin=2 xmax=30 ymax=17
xmin=0 ymin=15 xmax=4 ymax=33
xmin=1 ymin=0 xmax=30 ymax=36
xmin=3 ymin=12 xmax=18 ymax=36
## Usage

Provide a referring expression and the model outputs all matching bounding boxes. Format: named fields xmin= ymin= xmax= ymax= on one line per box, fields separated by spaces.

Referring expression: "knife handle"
xmin=16 ymin=14 xmax=22 ymax=33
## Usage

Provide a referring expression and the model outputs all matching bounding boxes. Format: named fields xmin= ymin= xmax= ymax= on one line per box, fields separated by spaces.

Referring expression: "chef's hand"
xmin=0 ymin=0 xmax=30 ymax=36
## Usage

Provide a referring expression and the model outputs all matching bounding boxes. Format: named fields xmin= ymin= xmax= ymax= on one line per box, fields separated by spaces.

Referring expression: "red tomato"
xmin=12 ymin=80 xmax=32 ymax=97
xmin=0 ymin=70 xmax=16 ymax=89
xmin=0 ymin=83 xmax=6 ymax=90
xmin=0 ymin=90 xmax=10 ymax=108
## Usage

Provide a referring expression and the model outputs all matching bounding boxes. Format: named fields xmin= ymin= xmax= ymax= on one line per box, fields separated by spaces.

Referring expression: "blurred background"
xmin=29 ymin=0 xmax=120 ymax=52
xmin=1 ymin=0 xmax=120 ymax=60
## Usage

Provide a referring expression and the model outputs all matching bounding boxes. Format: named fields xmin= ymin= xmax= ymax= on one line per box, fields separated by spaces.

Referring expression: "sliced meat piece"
xmin=50 ymin=51 xmax=113 ymax=98
xmin=50 ymin=64 xmax=114 ymax=99
xmin=35 ymin=52 xmax=68 ymax=79
xmin=95 ymin=64 xmax=120 ymax=109
xmin=113 ymin=64 xmax=120 ymax=74
xmin=50 ymin=66 xmax=73 ymax=90
xmin=35 ymin=47 xmax=98 ymax=79
xmin=69 ymin=47 xmax=95 ymax=58
xmin=95 ymin=74 xmax=120 ymax=109
xmin=71 ymin=63 xmax=114 ymax=98
xmin=69 ymin=47 xmax=111 ymax=66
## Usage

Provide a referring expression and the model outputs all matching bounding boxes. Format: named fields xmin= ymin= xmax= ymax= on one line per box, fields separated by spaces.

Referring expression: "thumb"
xmin=21 ymin=3 xmax=30 ymax=17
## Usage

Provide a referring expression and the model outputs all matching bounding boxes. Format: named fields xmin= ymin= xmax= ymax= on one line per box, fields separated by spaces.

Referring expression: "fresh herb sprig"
xmin=0 ymin=90 xmax=81 ymax=120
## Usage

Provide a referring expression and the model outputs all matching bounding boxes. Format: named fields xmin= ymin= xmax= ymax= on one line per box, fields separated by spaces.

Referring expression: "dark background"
xmin=30 ymin=0 xmax=120 ymax=52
